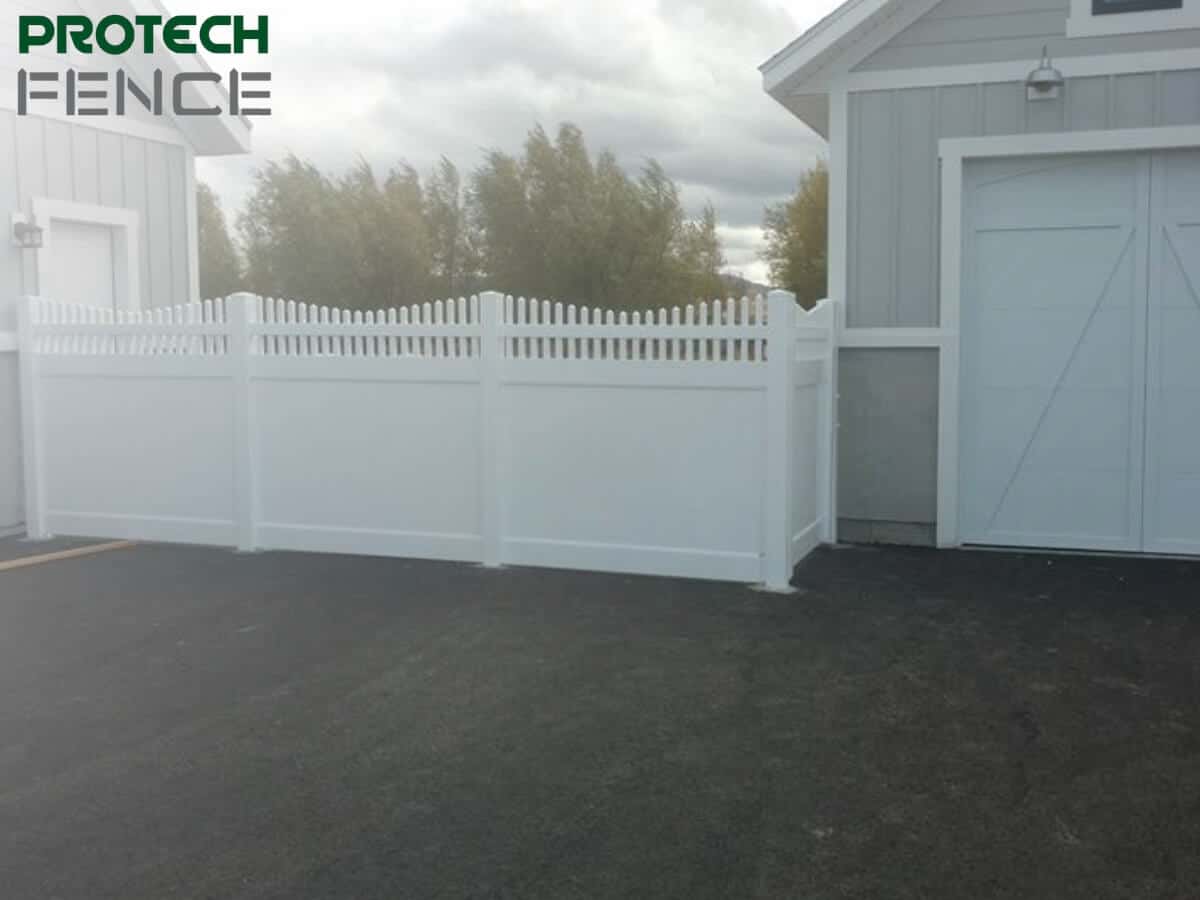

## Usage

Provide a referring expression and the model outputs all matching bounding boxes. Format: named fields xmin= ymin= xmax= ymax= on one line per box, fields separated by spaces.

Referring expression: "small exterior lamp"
xmin=1026 ymin=46 xmax=1064 ymax=102
xmin=11 ymin=214 xmax=44 ymax=250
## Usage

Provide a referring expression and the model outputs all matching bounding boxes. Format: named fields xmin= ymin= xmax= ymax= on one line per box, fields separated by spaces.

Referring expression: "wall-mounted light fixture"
xmin=11 ymin=213 xmax=44 ymax=250
xmin=1026 ymin=46 xmax=1065 ymax=102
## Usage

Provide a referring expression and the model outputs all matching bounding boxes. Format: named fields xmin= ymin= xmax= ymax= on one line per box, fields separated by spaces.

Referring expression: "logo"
xmin=16 ymin=15 xmax=271 ymax=118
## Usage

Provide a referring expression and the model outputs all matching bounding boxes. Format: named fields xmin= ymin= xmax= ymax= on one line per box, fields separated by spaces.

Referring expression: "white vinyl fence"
xmin=17 ymin=290 xmax=834 ymax=588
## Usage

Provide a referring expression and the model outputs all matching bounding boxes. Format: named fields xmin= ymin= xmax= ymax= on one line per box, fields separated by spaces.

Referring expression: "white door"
xmin=42 ymin=219 xmax=119 ymax=308
xmin=1144 ymin=151 xmax=1200 ymax=555
xmin=33 ymin=200 xmax=140 ymax=310
xmin=960 ymin=153 xmax=1149 ymax=552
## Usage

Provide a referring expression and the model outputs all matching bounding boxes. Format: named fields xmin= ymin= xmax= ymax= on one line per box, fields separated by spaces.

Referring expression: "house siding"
xmin=856 ymin=0 xmax=1200 ymax=71
xmin=838 ymin=349 xmax=939 ymax=522
xmin=846 ymin=72 xmax=1200 ymax=330
xmin=836 ymin=0 xmax=1200 ymax=539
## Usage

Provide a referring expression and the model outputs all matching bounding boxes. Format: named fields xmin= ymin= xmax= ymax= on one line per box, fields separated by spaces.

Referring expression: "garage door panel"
xmin=1060 ymin=311 xmax=1140 ymax=390
xmin=963 ymin=149 xmax=1199 ymax=556
xmin=973 ymin=155 xmax=1141 ymax=225
xmin=975 ymin=227 xmax=1134 ymax=312
xmin=962 ymin=389 xmax=1046 ymax=536
xmin=1152 ymin=476 xmax=1200 ymax=555
xmin=990 ymin=467 xmax=1133 ymax=547
xmin=976 ymin=307 xmax=1136 ymax=392
xmin=1154 ymin=392 xmax=1200 ymax=472
xmin=960 ymin=153 xmax=1147 ymax=552
xmin=1144 ymin=153 xmax=1200 ymax=555
xmin=1159 ymin=153 xmax=1200 ymax=215
xmin=975 ymin=309 xmax=1092 ymax=388
xmin=1159 ymin=309 xmax=1200 ymax=388
xmin=966 ymin=390 xmax=1135 ymax=542
xmin=1022 ymin=389 xmax=1134 ymax=471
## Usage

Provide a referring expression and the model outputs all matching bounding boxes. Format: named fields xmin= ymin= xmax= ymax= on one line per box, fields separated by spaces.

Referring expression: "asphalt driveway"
xmin=1 ymin=540 xmax=1199 ymax=899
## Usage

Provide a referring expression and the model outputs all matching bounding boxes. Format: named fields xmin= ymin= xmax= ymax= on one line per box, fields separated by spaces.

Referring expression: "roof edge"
xmin=77 ymin=0 xmax=252 ymax=156
xmin=760 ymin=0 xmax=894 ymax=95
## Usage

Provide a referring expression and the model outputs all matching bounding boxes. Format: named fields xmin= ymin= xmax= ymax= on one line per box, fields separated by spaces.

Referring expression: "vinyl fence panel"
xmin=17 ymin=290 xmax=835 ymax=588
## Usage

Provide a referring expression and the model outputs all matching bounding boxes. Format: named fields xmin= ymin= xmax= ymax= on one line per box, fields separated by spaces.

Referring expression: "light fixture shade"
xmin=12 ymin=219 xmax=44 ymax=250
xmin=1026 ymin=45 xmax=1064 ymax=102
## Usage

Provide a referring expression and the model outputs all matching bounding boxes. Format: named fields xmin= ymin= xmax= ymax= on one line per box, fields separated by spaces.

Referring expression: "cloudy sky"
xmin=192 ymin=0 xmax=837 ymax=283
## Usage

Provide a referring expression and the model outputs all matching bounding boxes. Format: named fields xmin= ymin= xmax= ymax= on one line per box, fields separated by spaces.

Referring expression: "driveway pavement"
xmin=1 ymin=540 xmax=1198 ymax=899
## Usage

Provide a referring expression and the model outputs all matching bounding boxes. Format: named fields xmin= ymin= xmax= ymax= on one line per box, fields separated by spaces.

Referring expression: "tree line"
xmin=200 ymin=122 xmax=828 ymax=310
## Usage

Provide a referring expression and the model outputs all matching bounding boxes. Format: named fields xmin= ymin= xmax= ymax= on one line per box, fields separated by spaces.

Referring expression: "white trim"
xmin=845 ymin=49 xmax=1200 ymax=93
xmin=0 ymin=332 xmax=16 ymax=353
xmin=934 ymin=125 xmax=1200 ymax=549
xmin=936 ymin=150 xmax=964 ymax=549
xmin=0 ymin=79 xmax=250 ymax=157
xmin=763 ymin=0 xmax=946 ymax=100
xmin=941 ymin=125 xmax=1200 ymax=162
xmin=76 ymin=0 xmax=253 ymax=156
xmin=761 ymin=0 xmax=893 ymax=91
xmin=0 ymin=68 xmax=191 ymax=149
xmin=839 ymin=328 xmax=948 ymax=348
xmin=1067 ymin=0 xmax=1200 ymax=37
xmin=32 ymin=198 xmax=142 ymax=311
xmin=825 ymin=83 xmax=850 ymax=543
xmin=828 ymin=0 xmax=945 ymax=82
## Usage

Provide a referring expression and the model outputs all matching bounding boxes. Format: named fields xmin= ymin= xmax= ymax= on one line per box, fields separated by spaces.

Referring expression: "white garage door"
xmin=960 ymin=150 xmax=1200 ymax=555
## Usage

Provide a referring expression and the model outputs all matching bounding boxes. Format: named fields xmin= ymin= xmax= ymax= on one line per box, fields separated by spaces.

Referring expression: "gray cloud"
xmin=195 ymin=0 xmax=837 ymax=279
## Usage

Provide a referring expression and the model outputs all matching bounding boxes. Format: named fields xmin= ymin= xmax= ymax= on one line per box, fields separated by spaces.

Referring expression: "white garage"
xmin=957 ymin=148 xmax=1200 ymax=556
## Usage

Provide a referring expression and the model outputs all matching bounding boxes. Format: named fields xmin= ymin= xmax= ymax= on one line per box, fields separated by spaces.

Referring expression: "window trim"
xmin=1093 ymin=0 xmax=1182 ymax=15
xmin=1068 ymin=0 xmax=1200 ymax=36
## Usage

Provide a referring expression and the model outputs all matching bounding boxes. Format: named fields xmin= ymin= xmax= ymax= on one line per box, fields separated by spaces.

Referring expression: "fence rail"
xmin=17 ymin=290 xmax=835 ymax=588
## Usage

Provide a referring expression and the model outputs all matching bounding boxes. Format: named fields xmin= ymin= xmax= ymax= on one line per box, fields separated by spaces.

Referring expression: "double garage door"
xmin=960 ymin=150 xmax=1200 ymax=556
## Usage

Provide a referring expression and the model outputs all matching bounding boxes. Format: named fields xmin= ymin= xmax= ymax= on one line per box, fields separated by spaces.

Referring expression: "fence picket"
xmin=67 ymin=304 xmax=78 ymax=355
xmin=418 ymin=303 xmax=430 ymax=358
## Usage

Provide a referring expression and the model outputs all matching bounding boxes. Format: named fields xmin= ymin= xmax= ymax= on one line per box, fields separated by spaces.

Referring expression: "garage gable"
xmin=855 ymin=0 xmax=1200 ymax=73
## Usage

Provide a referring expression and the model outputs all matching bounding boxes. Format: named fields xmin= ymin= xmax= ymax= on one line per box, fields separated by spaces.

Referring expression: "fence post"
xmin=229 ymin=293 xmax=258 ymax=552
xmin=479 ymin=290 xmax=503 ymax=567
xmin=17 ymin=297 xmax=48 ymax=540
xmin=763 ymin=290 xmax=797 ymax=592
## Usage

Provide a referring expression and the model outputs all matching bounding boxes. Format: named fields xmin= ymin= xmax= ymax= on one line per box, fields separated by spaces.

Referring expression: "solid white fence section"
xmin=17 ymin=290 xmax=835 ymax=588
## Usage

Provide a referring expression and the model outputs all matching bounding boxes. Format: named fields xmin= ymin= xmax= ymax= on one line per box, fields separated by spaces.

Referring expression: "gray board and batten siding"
xmin=837 ymin=0 xmax=1200 ymax=544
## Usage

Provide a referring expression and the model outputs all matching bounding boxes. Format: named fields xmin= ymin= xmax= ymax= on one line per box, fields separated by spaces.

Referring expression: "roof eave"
xmin=78 ymin=0 xmax=253 ymax=156
xmin=175 ymin=112 xmax=254 ymax=157
xmin=760 ymin=0 xmax=898 ymax=132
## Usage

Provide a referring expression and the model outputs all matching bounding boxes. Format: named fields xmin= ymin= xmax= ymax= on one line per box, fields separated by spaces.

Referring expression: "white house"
xmin=0 ymin=0 xmax=250 ymax=535
xmin=764 ymin=0 xmax=1200 ymax=557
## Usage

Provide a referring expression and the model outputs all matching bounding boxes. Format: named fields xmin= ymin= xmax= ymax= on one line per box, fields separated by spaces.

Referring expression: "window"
xmin=1068 ymin=0 xmax=1198 ymax=35
xmin=1093 ymin=0 xmax=1182 ymax=13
